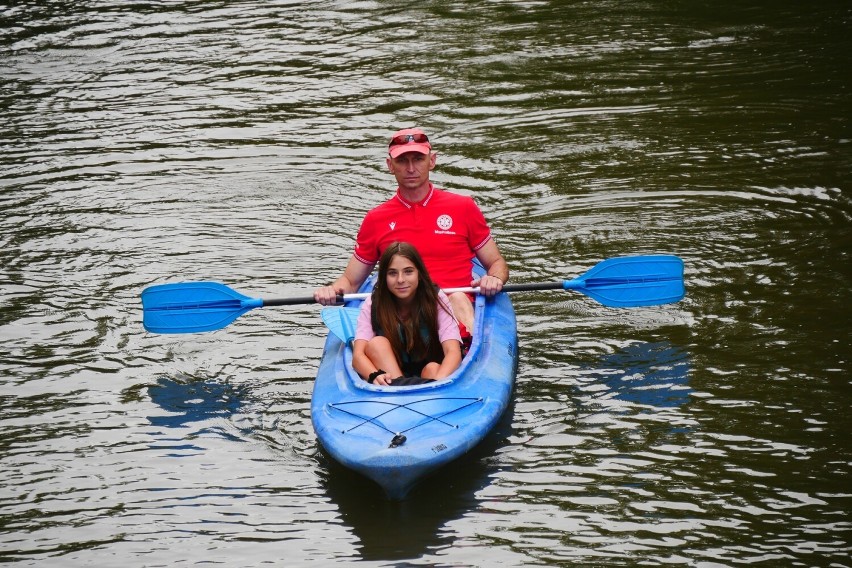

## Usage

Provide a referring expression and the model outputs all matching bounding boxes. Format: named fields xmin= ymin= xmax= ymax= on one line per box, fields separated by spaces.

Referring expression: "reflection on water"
xmin=591 ymin=341 xmax=692 ymax=409
xmin=1 ymin=0 xmax=850 ymax=565
xmin=322 ymin=399 xmax=516 ymax=562
xmin=147 ymin=375 xmax=245 ymax=429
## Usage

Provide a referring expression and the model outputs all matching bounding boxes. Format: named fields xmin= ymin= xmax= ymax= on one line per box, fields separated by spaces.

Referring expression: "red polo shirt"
xmin=353 ymin=185 xmax=493 ymax=289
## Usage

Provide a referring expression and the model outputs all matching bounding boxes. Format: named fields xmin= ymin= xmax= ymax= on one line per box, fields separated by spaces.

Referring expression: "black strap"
xmin=367 ymin=369 xmax=385 ymax=383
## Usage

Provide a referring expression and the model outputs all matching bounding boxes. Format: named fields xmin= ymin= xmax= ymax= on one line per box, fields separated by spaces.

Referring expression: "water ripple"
xmin=2 ymin=0 xmax=850 ymax=565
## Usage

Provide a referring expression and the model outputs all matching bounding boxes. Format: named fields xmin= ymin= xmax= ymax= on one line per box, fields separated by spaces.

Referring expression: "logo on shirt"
xmin=436 ymin=215 xmax=453 ymax=231
xmin=389 ymin=221 xmax=396 ymax=231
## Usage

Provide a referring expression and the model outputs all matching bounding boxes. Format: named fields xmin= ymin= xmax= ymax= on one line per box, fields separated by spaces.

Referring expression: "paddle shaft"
xmin=264 ymin=275 xmax=678 ymax=306
xmin=262 ymin=282 xmax=584 ymax=307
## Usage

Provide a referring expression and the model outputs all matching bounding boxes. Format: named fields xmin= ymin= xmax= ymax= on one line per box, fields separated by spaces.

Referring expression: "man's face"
xmin=387 ymin=151 xmax=436 ymax=192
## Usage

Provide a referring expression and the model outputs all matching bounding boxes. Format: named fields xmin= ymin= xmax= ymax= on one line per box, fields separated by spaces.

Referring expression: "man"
xmin=313 ymin=127 xmax=508 ymax=335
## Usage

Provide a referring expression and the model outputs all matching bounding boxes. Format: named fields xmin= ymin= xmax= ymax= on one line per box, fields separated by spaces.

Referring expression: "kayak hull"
xmin=310 ymin=281 xmax=518 ymax=500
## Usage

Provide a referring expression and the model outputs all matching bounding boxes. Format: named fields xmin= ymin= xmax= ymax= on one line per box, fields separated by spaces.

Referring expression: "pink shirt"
xmin=355 ymin=290 xmax=462 ymax=344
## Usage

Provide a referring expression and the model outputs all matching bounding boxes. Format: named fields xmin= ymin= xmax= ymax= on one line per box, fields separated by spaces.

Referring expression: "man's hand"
xmin=313 ymin=285 xmax=341 ymax=306
xmin=473 ymin=274 xmax=504 ymax=297
xmin=314 ymin=257 xmax=375 ymax=306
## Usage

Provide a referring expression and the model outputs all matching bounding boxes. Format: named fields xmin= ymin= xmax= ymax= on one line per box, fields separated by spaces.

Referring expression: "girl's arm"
xmin=432 ymin=339 xmax=462 ymax=379
xmin=351 ymin=299 xmax=375 ymax=381
xmin=353 ymin=338 xmax=403 ymax=385
xmin=351 ymin=339 xmax=374 ymax=380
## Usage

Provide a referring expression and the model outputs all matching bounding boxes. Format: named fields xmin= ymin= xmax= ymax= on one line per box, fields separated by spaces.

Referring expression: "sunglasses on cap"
xmin=388 ymin=133 xmax=429 ymax=147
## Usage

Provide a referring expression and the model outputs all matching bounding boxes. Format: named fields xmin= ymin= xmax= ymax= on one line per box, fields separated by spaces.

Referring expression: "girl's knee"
xmin=365 ymin=336 xmax=392 ymax=357
xmin=420 ymin=362 xmax=440 ymax=379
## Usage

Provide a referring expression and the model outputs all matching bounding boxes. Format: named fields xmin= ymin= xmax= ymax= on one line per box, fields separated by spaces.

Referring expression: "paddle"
xmin=141 ymin=255 xmax=684 ymax=334
xmin=320 ymin=306 xmax=361 ymax=343
xmin=141 ymin=281 xmax=359 ymax=334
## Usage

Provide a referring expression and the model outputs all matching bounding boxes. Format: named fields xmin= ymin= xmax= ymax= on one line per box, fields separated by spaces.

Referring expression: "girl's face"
xmin=385 ymin=254 xmax=419 ymax=302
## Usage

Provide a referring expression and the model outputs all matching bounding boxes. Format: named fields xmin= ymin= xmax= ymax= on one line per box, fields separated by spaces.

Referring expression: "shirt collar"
xmin=395 ymin=183 xmax=435 ymax=208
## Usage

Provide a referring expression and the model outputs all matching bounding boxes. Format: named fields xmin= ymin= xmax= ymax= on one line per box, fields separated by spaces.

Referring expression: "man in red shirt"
xmin=313 ymin=127 xmax=508 ymax=334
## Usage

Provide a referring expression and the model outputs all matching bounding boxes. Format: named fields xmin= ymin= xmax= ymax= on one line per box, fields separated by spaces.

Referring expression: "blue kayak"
xmin=310 ymin=273 xmax=518 ymax=500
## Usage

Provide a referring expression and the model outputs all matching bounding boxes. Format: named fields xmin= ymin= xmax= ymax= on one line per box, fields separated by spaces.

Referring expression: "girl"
xmin=353 ymin=242 xmax=462 ymax=387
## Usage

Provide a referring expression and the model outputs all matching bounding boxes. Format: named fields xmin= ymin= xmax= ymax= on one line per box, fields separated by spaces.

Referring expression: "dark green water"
xmin=1 ymin=1 xmax=850 ymax=565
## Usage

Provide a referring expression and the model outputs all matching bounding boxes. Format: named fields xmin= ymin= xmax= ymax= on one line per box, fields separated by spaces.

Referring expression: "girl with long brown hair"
xmin=352 ymin=242 xmax=462 ymax=386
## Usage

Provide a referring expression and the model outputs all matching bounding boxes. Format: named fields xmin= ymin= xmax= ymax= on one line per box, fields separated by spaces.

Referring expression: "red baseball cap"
xmin=388 ymin=128 xmax=432 ymax=158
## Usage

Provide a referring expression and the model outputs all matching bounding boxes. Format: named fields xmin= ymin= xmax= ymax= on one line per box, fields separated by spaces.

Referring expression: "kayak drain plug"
xmin=389 ymin=434 xmax=406 ymax=448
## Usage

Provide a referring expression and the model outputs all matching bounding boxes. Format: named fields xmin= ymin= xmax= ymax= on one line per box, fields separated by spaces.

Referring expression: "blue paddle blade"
xmin=564 ymin=255 xmax=685 ymax=307
xmin=142 ymin=281 xmax=263 ymax=334
xmin=320 ymin=307 xmax=361 ymax=343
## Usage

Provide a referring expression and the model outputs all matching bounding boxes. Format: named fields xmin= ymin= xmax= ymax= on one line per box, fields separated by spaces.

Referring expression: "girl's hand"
xmin=373 ymin=372 xmax=394 ymax=386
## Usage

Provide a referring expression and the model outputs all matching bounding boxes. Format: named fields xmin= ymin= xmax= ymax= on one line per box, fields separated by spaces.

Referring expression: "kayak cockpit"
xmin=343 ymin=293 xmax=486 ymax=393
